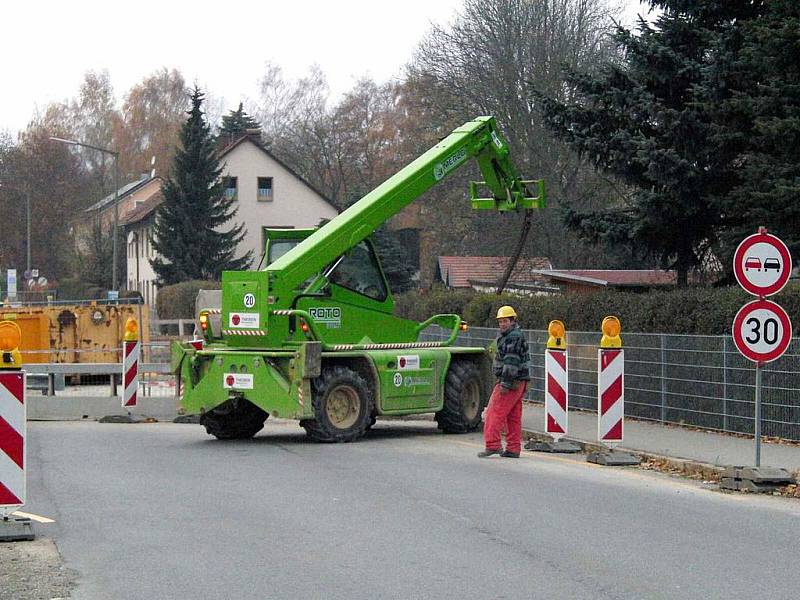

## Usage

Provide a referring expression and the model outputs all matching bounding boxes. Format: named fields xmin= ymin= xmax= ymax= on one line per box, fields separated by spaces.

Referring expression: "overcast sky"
xmin=1 ymin=0 xmax=648 ymax=136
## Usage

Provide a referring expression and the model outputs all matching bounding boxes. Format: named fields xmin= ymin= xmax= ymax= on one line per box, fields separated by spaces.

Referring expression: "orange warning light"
xmin=600 ymin=316 xmax=622 ymax=348
xmin=124 ymin=317 xmax=139 ymax=342
xmin=0 ymin=321 xmax=21 ymax=351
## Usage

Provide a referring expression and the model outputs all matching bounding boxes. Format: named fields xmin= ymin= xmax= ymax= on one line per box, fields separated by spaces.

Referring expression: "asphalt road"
xmin=18 ymin=420 xmax=800 ymax=600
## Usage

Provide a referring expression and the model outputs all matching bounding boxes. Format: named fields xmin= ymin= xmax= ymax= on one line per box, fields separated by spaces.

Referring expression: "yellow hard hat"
xmin=496 ymin=305 xmax=517 ymax=319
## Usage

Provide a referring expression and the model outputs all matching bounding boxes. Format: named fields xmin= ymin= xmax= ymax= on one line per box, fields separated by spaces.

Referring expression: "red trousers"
xmin=483 ymin=382 xmax=527 ymax=453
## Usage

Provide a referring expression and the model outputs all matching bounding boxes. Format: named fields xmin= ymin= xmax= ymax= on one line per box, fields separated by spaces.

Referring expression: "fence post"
xmin=723 ymin=336 xmax=729 ymax=433
xmin=660 ymin=334 xmax=667 ymax=424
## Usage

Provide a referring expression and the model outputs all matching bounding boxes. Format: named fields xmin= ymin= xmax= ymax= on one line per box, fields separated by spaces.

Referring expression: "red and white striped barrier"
xmin=597 ymin=349 xmax=624 ymax=444
xmin=545 ymin=349 xmax=568 ymax=439
xmin=122 ymin=340 xmax=140 ymax=408
xmin=0 ymin=371 xmax=26 ymax=512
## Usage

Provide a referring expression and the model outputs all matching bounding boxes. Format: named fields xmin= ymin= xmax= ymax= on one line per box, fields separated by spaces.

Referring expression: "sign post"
xmin=732 ymin=227 xmax=793 ymax=467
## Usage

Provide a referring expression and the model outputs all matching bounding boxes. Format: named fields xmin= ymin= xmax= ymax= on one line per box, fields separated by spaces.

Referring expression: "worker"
xmin=478 ymin=305 xmax=531 ymax=458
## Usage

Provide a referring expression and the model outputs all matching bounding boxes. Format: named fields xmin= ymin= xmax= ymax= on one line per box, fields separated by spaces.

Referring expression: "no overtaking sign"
xmin=732 ymin=228 xmax=793 ymax=364
xmin=733 ymin=228 xmax=792 ymax=297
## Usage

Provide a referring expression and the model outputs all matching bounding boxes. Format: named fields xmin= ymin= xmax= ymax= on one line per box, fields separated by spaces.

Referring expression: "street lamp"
xmin=50 ymin=136 xmax=120 ymax=293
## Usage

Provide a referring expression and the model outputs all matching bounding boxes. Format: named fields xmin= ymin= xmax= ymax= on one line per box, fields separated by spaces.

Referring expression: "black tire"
xmin=301 ymin=366 xmax=373 ymax=442
xmin=365 ymin=414 xmax=377 ymax=431
xmin=435 ymin=360 xmax=486 ymax=433
xmin=200 ymin=397 xmax=268 ymax=440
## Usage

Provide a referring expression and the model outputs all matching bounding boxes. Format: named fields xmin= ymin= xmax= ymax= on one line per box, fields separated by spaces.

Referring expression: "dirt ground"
xmin=0 ymin=537 xmax=77 ymax=600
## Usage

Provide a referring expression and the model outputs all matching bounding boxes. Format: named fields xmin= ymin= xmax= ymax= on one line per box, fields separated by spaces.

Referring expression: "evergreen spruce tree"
xmin=151 ymin=86 xmax=252 ymax=285
xmin=533 ymin=1 xmax=760 ymax=285
xmin=218 ymin=102 xmax=261 ymax=147
xmin=701 ymin=0 xmax=800 ymax=263
xmin=373 ymin=226 xmax=415 ymax=293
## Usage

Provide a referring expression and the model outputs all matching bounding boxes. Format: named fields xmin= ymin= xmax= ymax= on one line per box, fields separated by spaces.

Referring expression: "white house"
xmin=122 ymin=131 xmax=338 ymax=306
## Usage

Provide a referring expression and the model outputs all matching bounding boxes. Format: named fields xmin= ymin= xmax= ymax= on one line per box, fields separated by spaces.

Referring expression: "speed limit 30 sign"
xmin=732 ymin=299 xmax=792 ymax=363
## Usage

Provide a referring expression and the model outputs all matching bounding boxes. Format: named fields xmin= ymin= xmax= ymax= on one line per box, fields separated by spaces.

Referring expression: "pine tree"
xmin=219 ymin=103 xmax=261 ymax=146
xmin=701 ymin=0 xmax=800 ymax=263
xmin=373 ymin=226 xmax=415 ymax=293
xmin=533 ymin=2 xmax=760 ymax=285
xmin=151 ymin=86 xmax=252 ymax=285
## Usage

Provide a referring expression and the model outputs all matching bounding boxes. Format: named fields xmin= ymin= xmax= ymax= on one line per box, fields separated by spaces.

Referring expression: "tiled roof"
xmin=85 ymin=175 xmax=160 ymax=212
xmin=438 ymin=256 xmax=552 ymax=288
xmin=532 ymin=269 xmax=678 ymax=287
xmin=121 ymin=192 xmax=164 ymax=226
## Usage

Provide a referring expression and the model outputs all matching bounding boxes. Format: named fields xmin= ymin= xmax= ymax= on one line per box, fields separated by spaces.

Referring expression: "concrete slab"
xmin=98 ymin=414 xmax=148 ymax=424
xmin=719 ymin=466 xmax=794 ymax=492
xmin=173 ymin=414 xmax=202 ymax=424
xmin=587 ymin=451 xmax=641 ymax=466
xmin=525 ymin=440 xmax=582 ymax=453
xmin=0 ymin=518 xmax=34 ymax=542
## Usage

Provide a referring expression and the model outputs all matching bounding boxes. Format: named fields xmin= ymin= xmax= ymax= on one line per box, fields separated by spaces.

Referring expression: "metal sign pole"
xmin=755 ymin=362 xmax=762 ymax=467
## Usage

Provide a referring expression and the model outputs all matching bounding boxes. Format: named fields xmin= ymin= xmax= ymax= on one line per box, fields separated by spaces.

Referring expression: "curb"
xmin=522 ymin=428 xmax=724 ymax=482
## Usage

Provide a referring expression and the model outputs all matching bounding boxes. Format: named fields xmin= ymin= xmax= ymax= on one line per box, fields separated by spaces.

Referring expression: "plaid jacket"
xmin=492 ymin=324 xmax=531 ymax=389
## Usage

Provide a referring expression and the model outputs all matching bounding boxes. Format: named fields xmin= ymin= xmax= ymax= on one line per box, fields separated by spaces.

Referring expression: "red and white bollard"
xmin=0 ymin=370 xmax=26 ymax=514
xmin=545 ymin=350 xmax=568 ymax=439
xmin=588 ymin=316 xmax=639 ymax=465
xmin=597 ymin=348 xmax=624 ymax=443
xmin=529 ymin=321 xmax=580 ymax=454
xmin=0 ymin=319 xmax=35 ymax=539
xmin=121 ymin=318 xmax=140 ymax=409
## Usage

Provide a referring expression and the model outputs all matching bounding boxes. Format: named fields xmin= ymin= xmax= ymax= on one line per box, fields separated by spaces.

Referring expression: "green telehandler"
xmin=171 ymin=116 xmax=545 ymax=441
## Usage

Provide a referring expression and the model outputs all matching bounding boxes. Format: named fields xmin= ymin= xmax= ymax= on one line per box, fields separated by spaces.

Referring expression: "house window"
xmin=257 ymin=177 xmax=273 ymax=201
xmin=223 ymin=176 xmax=238 ymax=200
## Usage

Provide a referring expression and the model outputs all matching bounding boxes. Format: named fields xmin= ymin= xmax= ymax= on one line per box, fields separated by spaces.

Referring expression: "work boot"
xmin=501 ymin=450 xmax=520 ymax=458
xmin=477 ymin=449 xmax=502 ymax=458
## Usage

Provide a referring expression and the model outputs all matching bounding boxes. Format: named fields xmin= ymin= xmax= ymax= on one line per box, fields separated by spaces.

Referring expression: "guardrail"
xmin=23 ymin=363 xmax=171 ymax=396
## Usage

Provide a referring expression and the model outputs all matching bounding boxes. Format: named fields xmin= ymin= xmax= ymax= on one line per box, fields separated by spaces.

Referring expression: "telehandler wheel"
xmin=435 ymin=360 xmax=486 ymax=433
xmin=302 ymin=366 xmax=373 ymax=442
xmin=200 ymin=397 xmax=269 ymax=440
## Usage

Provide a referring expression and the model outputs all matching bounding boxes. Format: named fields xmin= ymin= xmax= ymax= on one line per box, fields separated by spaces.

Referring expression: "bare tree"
xmin=115 ymin=68 xmax=188 ymax=179
xmin=67 ymin=71 xmax=118 ymax=194
xmin=408 ymin=0 xmax=626 ymax=274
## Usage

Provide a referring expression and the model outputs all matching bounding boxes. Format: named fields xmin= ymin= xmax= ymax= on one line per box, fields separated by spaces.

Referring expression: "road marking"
xmin=11 ymin=510 xmax=55 ymax=523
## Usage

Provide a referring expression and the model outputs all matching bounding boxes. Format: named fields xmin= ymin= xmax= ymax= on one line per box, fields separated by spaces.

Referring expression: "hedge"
xmin=395 ymin=283 xmax=800 ymax=335
xmin=156 ymin=280 xmax=221 ymax=319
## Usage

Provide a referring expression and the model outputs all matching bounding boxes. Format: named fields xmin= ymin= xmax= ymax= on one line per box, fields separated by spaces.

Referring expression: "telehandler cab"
xmin=171 ymin=116 xmax=545 ymax=441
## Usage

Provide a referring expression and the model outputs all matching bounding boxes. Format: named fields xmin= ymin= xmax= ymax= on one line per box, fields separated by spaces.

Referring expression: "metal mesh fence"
xmin=420 ymin=326 xmax=800 ymax=441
